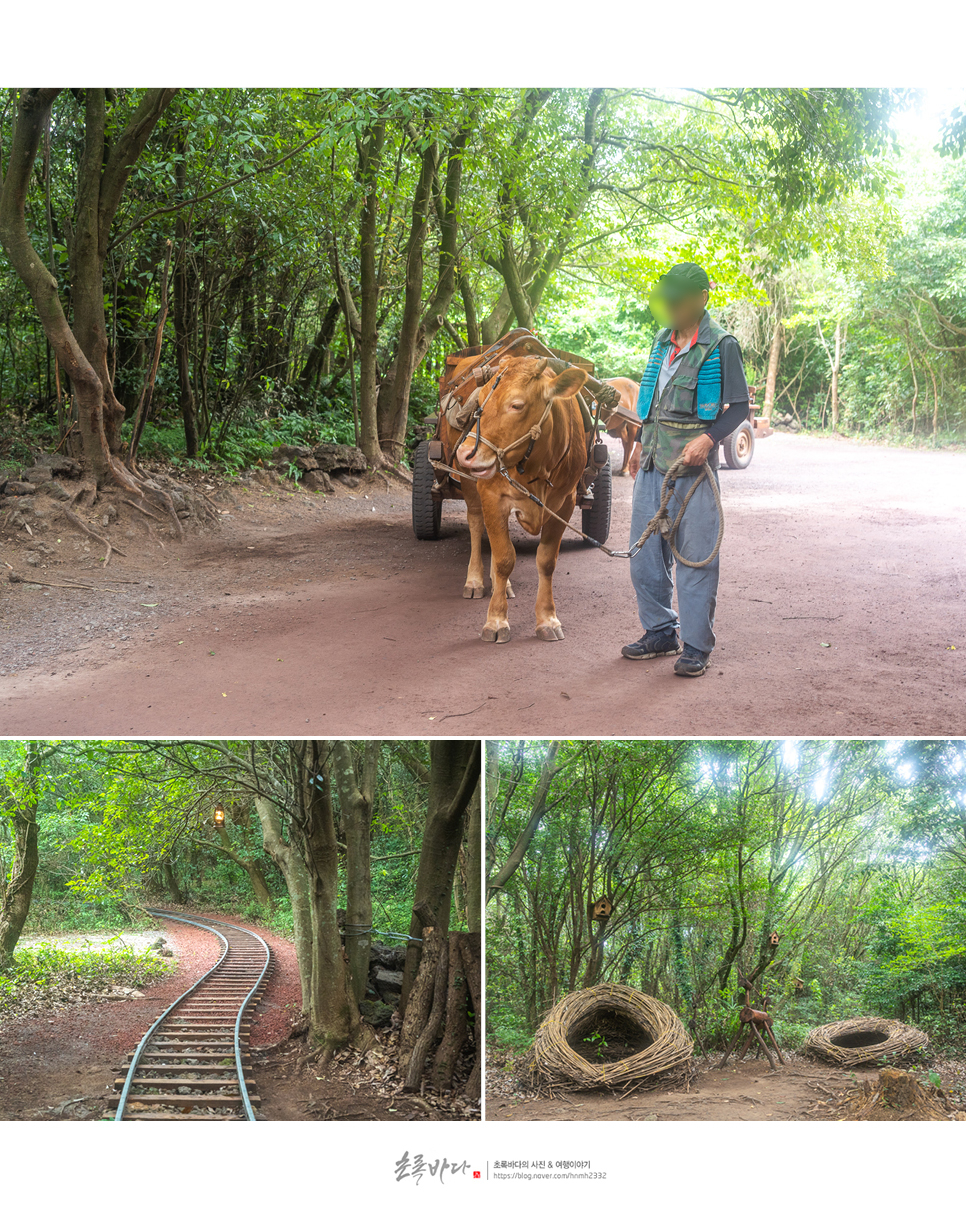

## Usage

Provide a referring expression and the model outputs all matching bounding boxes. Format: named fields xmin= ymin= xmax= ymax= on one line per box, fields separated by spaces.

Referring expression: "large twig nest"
xmin=803 ymin=1017 xmax=928 ymax=1067
xmin=529 ymin=985 xmax=692 ymax=1089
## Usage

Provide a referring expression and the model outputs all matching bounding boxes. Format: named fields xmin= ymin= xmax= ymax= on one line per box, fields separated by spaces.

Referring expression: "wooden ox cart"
xmin=411 ymin=329 xmax=632 ymax=544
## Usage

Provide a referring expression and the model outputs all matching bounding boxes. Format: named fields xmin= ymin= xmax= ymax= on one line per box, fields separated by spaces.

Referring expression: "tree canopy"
xmin=486 ymin=738 xmax=966 ymax=1053
xmin=4 ymin=85 xmax=955 ymax=494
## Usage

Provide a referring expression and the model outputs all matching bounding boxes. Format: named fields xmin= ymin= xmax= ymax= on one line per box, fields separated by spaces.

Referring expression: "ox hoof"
xmin=481 ymin=625 xmax=511 ymax=644
xmin=536 ymin=624 xmax=565 ymax=641
xmin=463 ymin=584 xmax=485 ymax=600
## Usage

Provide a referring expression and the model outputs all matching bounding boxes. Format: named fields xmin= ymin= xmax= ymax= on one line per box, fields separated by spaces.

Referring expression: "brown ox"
xmin=440 ymin=356 xmax=588 ymax=643
xmin=602 ymin=376 xmax=641 ymax=475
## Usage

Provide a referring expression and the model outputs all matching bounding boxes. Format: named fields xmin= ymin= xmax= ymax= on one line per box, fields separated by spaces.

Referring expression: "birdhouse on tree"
xmin=768 ymin=931 xmax=780 ymax=948
xmin=591 ymin=896 xmax=613 ymax=922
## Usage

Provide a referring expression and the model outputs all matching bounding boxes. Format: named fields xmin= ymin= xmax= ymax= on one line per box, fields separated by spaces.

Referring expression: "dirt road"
xmin=486 ymin=1056 xmax=866 ymax=1121
xmin=1 ymin=433 xmax=963 ymax=736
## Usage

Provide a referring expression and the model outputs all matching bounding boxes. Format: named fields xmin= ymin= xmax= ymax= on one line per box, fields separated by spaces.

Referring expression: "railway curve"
xmin=113 ymin=910 xmax=272 ymax=1121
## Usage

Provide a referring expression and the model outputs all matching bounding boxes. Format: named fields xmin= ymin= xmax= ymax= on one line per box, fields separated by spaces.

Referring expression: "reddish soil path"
xmin=1 ymin=433 xmax=963 ymax=736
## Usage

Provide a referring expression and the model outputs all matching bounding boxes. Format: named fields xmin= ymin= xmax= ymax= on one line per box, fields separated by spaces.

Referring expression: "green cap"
xmin=654 ymin=262 xmax=711 ymax=303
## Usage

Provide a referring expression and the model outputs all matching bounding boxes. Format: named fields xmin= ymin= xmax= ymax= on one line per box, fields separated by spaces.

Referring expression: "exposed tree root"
xmin=60 ymin=507 xmax=125 ymax=566
xmin=6 ymin=569 xmax=120 ymax=593
xmin=120 ymin=496 xmax=164 ymax=522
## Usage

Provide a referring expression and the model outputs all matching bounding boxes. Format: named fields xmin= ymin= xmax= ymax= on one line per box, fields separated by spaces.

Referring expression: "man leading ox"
xmin=623 ymin=262 xmax=751 ymax=677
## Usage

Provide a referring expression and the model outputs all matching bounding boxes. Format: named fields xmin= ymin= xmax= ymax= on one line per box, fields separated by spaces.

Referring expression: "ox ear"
xmin=547 ymin=366 xmax=587 ymax=400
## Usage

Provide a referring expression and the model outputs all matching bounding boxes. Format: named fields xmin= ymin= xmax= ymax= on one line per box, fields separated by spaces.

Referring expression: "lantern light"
xmin=213 ymin=804 xmax=226 ymax=828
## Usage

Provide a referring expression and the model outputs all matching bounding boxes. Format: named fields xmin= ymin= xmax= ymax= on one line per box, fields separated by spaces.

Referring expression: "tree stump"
xmin=844 ymin=1068 xmax=950 ymax=1121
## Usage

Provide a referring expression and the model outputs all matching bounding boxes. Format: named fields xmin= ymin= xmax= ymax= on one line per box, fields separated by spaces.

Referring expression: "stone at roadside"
xmin=295 ymin=455 xmax=319 ymax=471
xmin=312 ymin=443 xmax=367 ymax=474
xmin=33 ymin=453 xmax=82 ymax=477
xmin=269 ymin=444 xmax=314 ymax=464
xmin=4 ymin=481 xmax=37 ymax=496
xmin=39 ymin=480 xmax=71 ymax=501
xmin=359 ymin=999 xmax=395 ymax=1029
xmin=371 ymin=967 xmax=403 ymax=994
xmin=302 ymin=470 xmax=333 ymax=493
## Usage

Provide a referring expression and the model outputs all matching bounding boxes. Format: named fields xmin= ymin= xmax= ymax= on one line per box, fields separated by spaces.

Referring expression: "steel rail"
xmin=114 ymin=909 xmax=270 ymax=1122
xmin=172 ymin=911 xmax=272 ymax=1123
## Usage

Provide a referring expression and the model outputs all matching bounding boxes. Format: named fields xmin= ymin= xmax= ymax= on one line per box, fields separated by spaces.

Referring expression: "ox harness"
xmin=428 ymin=329 xmax=724 ymax=568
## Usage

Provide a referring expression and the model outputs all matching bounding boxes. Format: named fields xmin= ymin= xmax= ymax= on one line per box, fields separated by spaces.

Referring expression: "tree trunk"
xmin=0 ymin=88 xmax=178 ymax=507
xmin=357 ymin=120 xmax=386 ymax=466
xmin=402 ymin=933 xmax=449 ymax=1090
xmin=831 ymin=320 xmax=842 ymax=431
xmin=254 ymin=794 xmax=312 ymax=1012
xmin=213 ymin=824 xmax=273 ymax=909
xmin=459 ymin=269 xmax=480 ymax=348
xmin=432 ymin=931 xmax=469 ymax=1091
xmin=161 ymin=860 xmax=186 ymax=905
xmin=297 ymin=297 xmax=341 ymax=392
xmin=400 ymin=740 xmax=481 ymax=1013
xmin=905 ymin=338 xmax=919 ymax=436
xmin=486 ymin=740 xmax=560 ymax=901
xmin=0 ymin=744 xmax=44 ymax=968
xmin=926 ymin=357 xmax=940 ymax=439
xmin=762 ymin=320 xmax=782 ymax=423
xmin=461 ymin=932 xmax=482 ymax=1100
xmin=330 ymin=740 xmax=380 ymax=1004
xmin=465 ymin=782 xmax=481 ymax=934
xmin=173 ymin=131 xmax=199 ymax=457
xmin=375 ymin=115 xmax=473 ymax=463
xmin=480 ymin=286 xmax=515 ymax=346
xmin=290 ymin=742 xmax=370 ymax=1053
xmin=399 ymin=925 xmax=442 ymax=1075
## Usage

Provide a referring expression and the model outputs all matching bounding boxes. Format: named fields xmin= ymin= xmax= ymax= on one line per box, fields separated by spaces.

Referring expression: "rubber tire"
xmin=722 ymin=420 xmax=755 ymax=469
xmin=411 ymin=439 xmax=442 ymax=540
xmin=581 ymin=459 xmax=612 ymax=544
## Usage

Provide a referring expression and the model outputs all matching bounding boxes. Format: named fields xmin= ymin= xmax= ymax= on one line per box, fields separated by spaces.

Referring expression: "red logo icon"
xmin=473 ymin=1171 xmax=481 ymax=1179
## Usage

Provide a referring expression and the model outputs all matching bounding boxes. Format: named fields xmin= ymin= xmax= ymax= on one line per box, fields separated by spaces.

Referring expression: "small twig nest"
xmin=528 ymin=984 xmax=692 ymax=1090
xmin=802 ymin=1017 xmax=928 ymax=1067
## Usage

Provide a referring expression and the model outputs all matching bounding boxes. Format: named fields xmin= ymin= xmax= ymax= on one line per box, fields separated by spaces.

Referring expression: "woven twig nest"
xmin=529 ymin=984 xmax=692 ymax=1089
xmin=802 ymin=1017 xmax=928 ymax=1067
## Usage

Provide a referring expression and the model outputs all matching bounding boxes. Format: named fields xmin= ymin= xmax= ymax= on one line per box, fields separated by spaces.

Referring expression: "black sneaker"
xmin=621 ymin=632 xmax=682 ymax=661
xmin=674 ymin=646 xmax=709 ymax=677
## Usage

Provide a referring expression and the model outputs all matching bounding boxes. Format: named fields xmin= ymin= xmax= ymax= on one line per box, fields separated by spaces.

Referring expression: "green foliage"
xmin=487 ymin=738 xmax=966 ymax=1056
xmin=5 ymin=84 xmax=950 ymax=474
xmin=0 ymin=940 xmax=173 ymax=1013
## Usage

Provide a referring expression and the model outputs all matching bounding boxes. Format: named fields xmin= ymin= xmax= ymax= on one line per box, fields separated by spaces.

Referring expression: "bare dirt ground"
xmin=1 ymin=433 xmax=963 ymax=736
xmin=485 ymin=1050 xmax=966 ymax=1122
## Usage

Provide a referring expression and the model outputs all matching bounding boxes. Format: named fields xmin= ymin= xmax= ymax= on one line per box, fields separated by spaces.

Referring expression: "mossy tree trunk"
xmin=0 ymin=743 xmax=50 ymax=969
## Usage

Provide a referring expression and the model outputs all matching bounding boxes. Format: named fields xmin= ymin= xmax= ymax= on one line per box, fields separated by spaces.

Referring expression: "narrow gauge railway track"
xmin=113 ymin=910 xmax=272 ymax=1121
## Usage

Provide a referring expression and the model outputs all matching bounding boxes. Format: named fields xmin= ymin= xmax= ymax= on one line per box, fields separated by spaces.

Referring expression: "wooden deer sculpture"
xmin=718 ymin=974 xmax=785 ymax=1071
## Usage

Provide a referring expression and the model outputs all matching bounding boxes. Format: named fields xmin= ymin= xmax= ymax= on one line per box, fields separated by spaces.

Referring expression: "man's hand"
xmin=628 ymin=441 xmax=642 ymax=478
xmin=681 ymin=433 xmax=715 ymax=466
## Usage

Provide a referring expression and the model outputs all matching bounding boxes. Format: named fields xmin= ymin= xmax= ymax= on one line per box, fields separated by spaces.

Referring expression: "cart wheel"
xmin=412 ymin=440 xmax=442 ymax=540
xmin=722 ymin=420 xmax=755 ymax=469
xmin=581 ymin=460 xmax=612 ymax=544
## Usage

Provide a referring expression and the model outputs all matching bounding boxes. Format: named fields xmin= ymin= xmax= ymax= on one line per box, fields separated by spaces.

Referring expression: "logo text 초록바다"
xmin=394 ymin=1152 xmax=472 ymax=1184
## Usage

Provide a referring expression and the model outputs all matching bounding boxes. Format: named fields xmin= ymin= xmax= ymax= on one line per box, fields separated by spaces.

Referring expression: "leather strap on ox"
xmin=493 ymin=457 xmax=724 ymax=568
